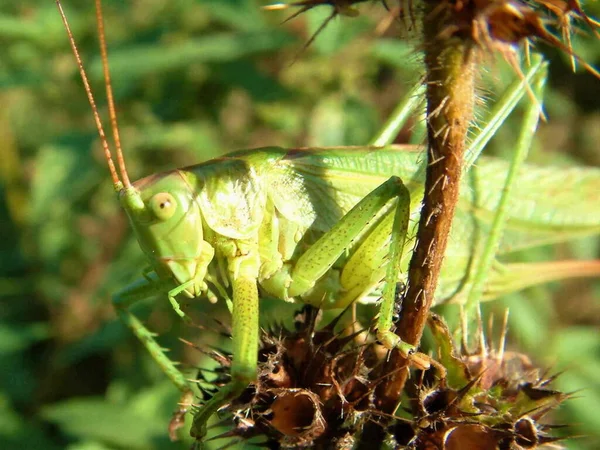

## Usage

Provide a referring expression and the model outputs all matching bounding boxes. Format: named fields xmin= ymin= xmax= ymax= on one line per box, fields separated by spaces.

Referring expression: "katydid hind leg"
xmin=374 ymin=184 xmax=414 ymax=356
xmin=463 ymin=63 xmax=547 ymax=316
xmin=287 ymin=176 xmax=415 ymax=356
xmin=113 ymin=277 xmax=195 ymax=439
xmin=191 ymin=275 xmax=260 ymax=441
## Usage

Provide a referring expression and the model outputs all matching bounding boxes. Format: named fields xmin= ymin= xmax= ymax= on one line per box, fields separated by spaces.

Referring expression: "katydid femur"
xmin=57 ymin=0 xmax=600 ymax=444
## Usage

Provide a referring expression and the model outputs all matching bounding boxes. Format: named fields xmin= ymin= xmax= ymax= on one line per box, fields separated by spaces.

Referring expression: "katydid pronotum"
xmin=56 ymin=0 xmax=600 ymax=443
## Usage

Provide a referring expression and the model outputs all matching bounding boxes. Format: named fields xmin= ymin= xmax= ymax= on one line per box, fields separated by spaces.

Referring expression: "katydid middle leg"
xmin=190 ymin=268 xmax=260 ymax=441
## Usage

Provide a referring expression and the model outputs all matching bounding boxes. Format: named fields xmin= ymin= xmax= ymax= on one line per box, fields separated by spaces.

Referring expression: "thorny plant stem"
xmin=377 ymin=1 xmax=476 ymax=413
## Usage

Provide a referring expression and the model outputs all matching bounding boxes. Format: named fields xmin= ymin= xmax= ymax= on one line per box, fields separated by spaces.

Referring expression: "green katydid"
xmin=56 ymin=0 xmax=600 ymax=444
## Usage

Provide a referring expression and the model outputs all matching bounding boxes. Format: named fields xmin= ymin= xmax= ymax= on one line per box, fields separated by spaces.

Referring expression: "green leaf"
xmin=89 ymin=32 xmax=294 ymax=81
xmin=41 ymin=383 xmax=182 ymax=450
xmin=0 ymin=323 xmax=49 ymax=353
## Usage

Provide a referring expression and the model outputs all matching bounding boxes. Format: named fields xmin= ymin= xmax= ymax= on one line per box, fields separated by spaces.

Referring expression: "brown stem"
xmin=376 ymin=1 xmax=475 ymax=413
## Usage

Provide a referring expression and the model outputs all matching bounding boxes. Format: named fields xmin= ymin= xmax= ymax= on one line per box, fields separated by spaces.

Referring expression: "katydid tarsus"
xmin=56 ymin=0 xmax=600 ymax=443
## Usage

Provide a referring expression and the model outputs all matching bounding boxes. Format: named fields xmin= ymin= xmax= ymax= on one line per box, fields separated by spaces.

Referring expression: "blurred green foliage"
xmin=0 ymin=1 xmax=599 ymax=449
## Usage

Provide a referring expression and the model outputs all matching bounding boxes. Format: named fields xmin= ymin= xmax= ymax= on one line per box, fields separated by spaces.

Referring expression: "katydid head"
xmin=122 ymin=172 xmax=214 ymax=297
xmin=58 ymin=0 xmax=214 ymax=297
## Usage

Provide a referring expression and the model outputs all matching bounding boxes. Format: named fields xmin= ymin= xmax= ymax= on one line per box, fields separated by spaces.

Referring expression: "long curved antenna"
xmin=95 ymin=0 xmax=131 ymax=188
xmin=55 ymin=0 xmax=121 ymax=189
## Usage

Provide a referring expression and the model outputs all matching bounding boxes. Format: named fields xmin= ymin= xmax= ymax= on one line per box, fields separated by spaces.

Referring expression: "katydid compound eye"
xmin=149 ymin=193 xmax=177 ymax=220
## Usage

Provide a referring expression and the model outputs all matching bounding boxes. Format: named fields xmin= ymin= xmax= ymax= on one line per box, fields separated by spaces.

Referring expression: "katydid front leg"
xmin=288 ymin=176 xmax=414 ymax=356
xmin=113 ymin=274 xmax=196 ymax=440
xmin=190 ymin=272 xmax=259 ymax=441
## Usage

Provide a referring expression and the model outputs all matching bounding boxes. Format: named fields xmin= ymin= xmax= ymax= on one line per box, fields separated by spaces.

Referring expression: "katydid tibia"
xmin=57 ymin=0 xmax=600 ymax=444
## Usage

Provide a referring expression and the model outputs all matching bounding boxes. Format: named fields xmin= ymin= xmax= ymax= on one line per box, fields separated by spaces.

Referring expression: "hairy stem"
xmin=376 ymin=1 xmax=476 ymax=412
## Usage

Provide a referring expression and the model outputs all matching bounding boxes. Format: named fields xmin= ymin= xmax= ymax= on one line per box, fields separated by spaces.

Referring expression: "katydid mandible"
xmin=57 ymin=0 xmax=600 ymax=443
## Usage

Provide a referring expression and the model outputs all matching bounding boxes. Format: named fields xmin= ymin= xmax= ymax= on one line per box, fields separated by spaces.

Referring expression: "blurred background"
xmin=1 ymin=1 xmax=599 ymax=449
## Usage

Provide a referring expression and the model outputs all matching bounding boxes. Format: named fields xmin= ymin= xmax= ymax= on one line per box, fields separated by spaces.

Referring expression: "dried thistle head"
xmin=420 ymin=0 xmax=600 ymax=80
xmin=389 ymin=313 xmax=570 ymax=449
xmin=269 ymin=0 xmax=599 ymax=77
xmin=187 ymin=308 xmax=571 ymax=449
xmin=189 ymin=306 xmax=408 ymax=447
